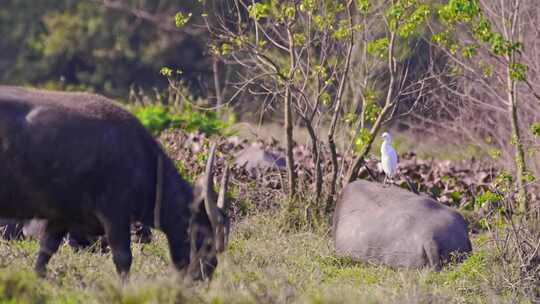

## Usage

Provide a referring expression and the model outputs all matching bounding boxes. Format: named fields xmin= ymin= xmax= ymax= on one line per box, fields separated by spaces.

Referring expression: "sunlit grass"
xmin=0 ymin=214 xmax=525 ymax=303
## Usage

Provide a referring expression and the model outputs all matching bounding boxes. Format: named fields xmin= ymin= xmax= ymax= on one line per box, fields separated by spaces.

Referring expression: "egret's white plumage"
xmin=381 ymin=132 xmax=398 ymax=184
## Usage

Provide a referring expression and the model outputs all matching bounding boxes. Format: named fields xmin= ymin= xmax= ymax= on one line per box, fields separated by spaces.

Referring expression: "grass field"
xmin=0 ymin=213 xmax=526 ymax=304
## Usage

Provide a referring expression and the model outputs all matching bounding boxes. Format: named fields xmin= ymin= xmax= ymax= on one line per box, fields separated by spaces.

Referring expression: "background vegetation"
xmin=0 ymin=0 xmax=208 ymax=97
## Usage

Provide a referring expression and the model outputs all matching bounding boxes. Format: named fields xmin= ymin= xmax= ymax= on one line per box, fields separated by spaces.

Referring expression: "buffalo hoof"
xmin=119 ymin=272 xmax=129 ymax=285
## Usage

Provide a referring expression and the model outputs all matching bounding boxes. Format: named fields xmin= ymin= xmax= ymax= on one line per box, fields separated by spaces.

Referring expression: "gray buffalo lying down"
xmin=0 ymin=86 xmax=229 ymax=280
xmin=333 ymin=180 xmax=472 ymax=269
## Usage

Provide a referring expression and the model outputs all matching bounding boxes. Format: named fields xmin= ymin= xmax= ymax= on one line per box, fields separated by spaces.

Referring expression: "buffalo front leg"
xmin=35 ymin=221 xmax=67 ymax=278
xmin=100 ymin=215 xmax=132 ymax=281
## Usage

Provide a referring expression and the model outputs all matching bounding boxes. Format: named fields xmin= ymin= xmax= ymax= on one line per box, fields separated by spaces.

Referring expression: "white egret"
xmin=380 ymin=132 xmax=398 ymax=185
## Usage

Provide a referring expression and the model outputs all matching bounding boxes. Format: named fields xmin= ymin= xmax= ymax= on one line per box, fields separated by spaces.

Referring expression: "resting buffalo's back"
xmin=0 ymin=86 xmax=162 ymax=226
xmin=333 ymin=180 xmax=471 ymax=268
xmin=234 ymin=145 xmax=286 ymax=171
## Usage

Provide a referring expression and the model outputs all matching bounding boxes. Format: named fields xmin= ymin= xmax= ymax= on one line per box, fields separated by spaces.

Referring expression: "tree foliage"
xmin=202 ymin=0 xmax=435 ymax=203
xmin=0 ymin=0 xmax=208 ymax=97
xmin=429 ymin=0 xmax=539 ymax=212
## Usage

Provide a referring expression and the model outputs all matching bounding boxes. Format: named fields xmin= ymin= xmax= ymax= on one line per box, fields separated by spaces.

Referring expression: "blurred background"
xmin=0 ymin=1 xmax=207 ymax=97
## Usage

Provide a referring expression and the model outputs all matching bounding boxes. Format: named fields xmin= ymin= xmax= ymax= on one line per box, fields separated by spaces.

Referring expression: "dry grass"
xmin=0 ymin=213 xmax=531 ymax=304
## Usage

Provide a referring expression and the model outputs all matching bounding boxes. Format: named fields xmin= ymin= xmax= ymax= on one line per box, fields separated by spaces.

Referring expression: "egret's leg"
xmin=383 ymin=175 xmax=388 ymax=187
xmin=403 ymin=175 xmax=419 ymax=194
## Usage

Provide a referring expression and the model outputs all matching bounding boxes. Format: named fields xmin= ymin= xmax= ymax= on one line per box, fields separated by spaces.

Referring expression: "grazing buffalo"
xmin=333 ymin=180 xmax=472 ymax=270
xmin=0 ymin=86 xmax=229 ymax=280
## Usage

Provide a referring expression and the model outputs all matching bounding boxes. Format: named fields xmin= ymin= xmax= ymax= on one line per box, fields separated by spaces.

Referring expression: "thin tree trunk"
xmin=307 ymin=121 xmax=323 ymax=201
xmin=298 ymin=114 xmax=323 ymax=204
xmin=503 ymin=0 xmax=528 ymax=213
xmin=285 ymin=23 xmax=297 ymax=200
xmin=212 ymin=57 xmax=223 ymax=116
xmin=507 ymin=65 xmax=528 ymax=212
xmin=326 ymin=3 xmax=354 ymax=206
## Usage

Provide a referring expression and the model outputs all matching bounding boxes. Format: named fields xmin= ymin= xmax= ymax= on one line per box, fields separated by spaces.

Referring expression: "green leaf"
xmin=438 ymin=0 xmax=480 ymax=24
xmin=530 ymin=123 xmax=540 ymax=137
xmin=321 ymin=92 xmax=331 ymax=107
xmin=488 ymin=148 xmax=501 ymax=160
xmin=523 ymin=171 xmax=536 ymax=183
xmin=159 ymin=67 xmax=173 ymax=77
xmin=299 ymin=0 xmax=316 ymax=13
xmin=333 ymin=20 xmax=350 ymax=39
xmin=489 ymin=33 xmax=509 ymax=55
xmin=344 ymin=112 xmax=357 ymax=125
xmin=248 ymin=2 xmax=270 ymax=21
xmin=509 ymin=63 xmax=528 ymax=81
xmin=353 ymin=128 xmax=371 ymax=153
xmin=367 ymin=38 xmax=389 ymax=59
xmin=357 ymin=0 xmax=370 ymax=13
xmin=472 ymin=18 xmax=492 ymax=42
xmin=174 ymin=12 xmax=192 ymax=28
xmin=293 ymin=33 xmax=306 ymax=45
xmin=475 ymin=190 xmax=502 ymax=210
xmin=461 ymin=44 xmax=477 ymax=58
xmin=432 ymin=31 xmax=452 ymax=45
xmin=364 ymin=101 xmax=381 ymax=124
xmin=398 ymin=4 xmax=430 ymax=38
xmin=221 ymin=43 xmax=233 ymax=55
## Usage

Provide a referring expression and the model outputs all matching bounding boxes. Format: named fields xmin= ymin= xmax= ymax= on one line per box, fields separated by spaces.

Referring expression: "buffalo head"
xmin=187 ymin=143 xmax=230 ymax=280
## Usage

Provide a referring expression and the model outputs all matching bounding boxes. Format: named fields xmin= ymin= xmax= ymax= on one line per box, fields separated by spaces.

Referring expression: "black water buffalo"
xmin=0 ymin=86 xmax=229 ymax=280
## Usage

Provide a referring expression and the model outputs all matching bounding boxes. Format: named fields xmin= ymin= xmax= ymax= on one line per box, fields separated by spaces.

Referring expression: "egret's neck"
xmin=381 ymin=139 xmax=392 ymax=153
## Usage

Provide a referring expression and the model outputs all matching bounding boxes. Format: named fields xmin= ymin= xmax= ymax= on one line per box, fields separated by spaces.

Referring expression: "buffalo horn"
xmin=203 ymin=143 xmax=221 ymax=233
xmin=217 ymin=165 xmax=229 ymax=210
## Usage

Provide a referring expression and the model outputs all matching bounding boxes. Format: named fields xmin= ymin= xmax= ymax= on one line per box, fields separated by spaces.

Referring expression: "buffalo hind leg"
xmin=100 ymin=215 xmax=132 ymax=281
xmin=35 ymin=221 xmax=67 ymax=278
xmin=423 ymin=241 xmax=442 ymax=271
